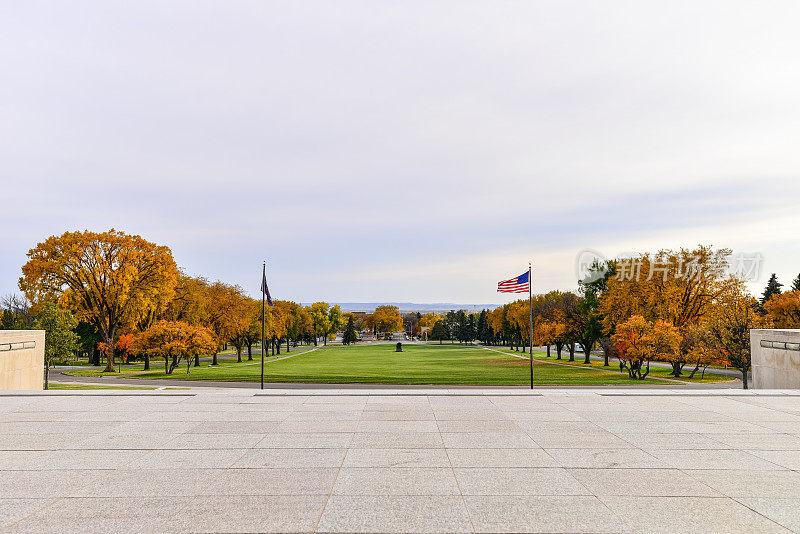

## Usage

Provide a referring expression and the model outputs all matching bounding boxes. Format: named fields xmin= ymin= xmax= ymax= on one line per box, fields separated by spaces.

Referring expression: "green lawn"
xmin=498 ymin=347 xmax=736 ymax=384
xmin=112 ymin=343 xmax=683 ymax=386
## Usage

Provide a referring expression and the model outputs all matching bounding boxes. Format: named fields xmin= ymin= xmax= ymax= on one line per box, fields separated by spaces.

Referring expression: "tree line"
xmin=3 ymin=230 xmax=399 ymax=380
xmin=412 ymin=246 xmax=800 ymax=388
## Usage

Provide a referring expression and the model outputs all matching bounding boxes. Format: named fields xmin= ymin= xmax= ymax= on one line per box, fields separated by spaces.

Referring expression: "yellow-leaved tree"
xmin=19 ymin=230 xmax=178 ymax=372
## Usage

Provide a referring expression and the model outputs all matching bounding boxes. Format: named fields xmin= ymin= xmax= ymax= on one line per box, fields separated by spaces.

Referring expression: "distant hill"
xmin=302 ymin=302 xmax=501 ymax=313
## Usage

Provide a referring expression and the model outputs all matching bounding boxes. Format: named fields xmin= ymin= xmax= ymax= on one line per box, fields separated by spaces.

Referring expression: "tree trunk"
xmin=568 ymin=342 xmax=575 ymax=362
xmin=164 ymin=357 xmax=169 ymax=374
xmin=670 ymin=361 xmax=684 ymax=377
xmin=246 ymin=342 xmax=253 ymax=361
xmin=212 ymin=352 xmax=218 ymax=365
xmin=194 ymin=354 xmax=200 ymax=367
xmin=287 ymin=338 xmax=290 ymax=352
xmin=555 ymin=341 xmax=563 ymax=360
xmin=276 ymin=338 xmax=281 ymax=355
xmin=102 ymin=334 xmax=115 ymax=372
xmin=236 ymin=348 xmax=242 ymax=363
xmin=742 ymin=369 xmax=748 ymax=389
xmin=143 ymin=353 xmax=150 ymax=371
xmin=44 ymin=360 xmax=49 ymax=390
xmin=583 ymin=341 xmax=593 ymax=364
xmin=546 ymin=345 xmax=551 ymax=357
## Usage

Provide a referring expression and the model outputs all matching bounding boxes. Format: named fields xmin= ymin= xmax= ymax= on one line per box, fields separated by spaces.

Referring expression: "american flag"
xmin=497 ymin=271 xmax=530 ymax=293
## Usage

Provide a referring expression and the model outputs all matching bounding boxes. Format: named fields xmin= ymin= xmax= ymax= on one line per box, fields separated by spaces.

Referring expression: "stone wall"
xmin=0 ymin=330 xmax=44 ymax=390
xmin=750 ymin=329 xmax=800 ymax=389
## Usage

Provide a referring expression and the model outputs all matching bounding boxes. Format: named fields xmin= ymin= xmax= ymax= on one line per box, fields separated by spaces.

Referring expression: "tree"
xmin=761 ymin=273 xmax=783 ymax=305
xmin=34 ymin=302 xmax=79 ymax=389
xmin=613 ymin=315 xmax=680 ymax=380
xmin=600 ymin=246 xmax=732 ymax=330
xmin=764 ymin=290 xmax=800 ymax=328
xmin=133 ymin=321 xmax=215 ymax=374
xmin=115 ymin=333 xmax=135 ymax=364
xmin=476 ymin=310 xmax=490 ymax=344
xmin=430 ymin=319 xmax=450 ymax=344
xmin=310 ymin=302 xmax=331 ymax=346
xmin=342 ymin=316 xmax=358 ymax=345
xmin=1 ymin=294 xmax=35 ymax=330
xmin=366 ymin=306 xmax=403 ymax=338
xmin=703 ymin=288 xmax=769 ymax=388
xmin=575 ymin=260 xmax=614 ymax=364
xmin=19 ymin=230 xmax=178 ymax=372
xmin=202 ymin=282 xmax=250 ymax=365
xmin=792 ymin=274 xmax=800 ymax=293
xmin=418 ymin=313 xmax=441 ymax=340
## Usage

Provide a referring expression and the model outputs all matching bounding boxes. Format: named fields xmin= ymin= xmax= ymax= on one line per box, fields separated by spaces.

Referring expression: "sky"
xmin=2 ymin=1 xmax=799 ymax=304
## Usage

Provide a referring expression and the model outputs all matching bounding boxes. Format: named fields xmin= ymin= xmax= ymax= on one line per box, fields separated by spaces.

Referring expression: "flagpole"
xmin=261 ymin=261 xmax=266 ymax=390
xmin=529 ymin=262 xmax=533 ymax=390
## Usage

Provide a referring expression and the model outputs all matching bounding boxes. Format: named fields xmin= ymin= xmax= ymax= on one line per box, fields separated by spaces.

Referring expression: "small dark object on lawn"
xmin=395 ymin=342 xmax=403 ymax=352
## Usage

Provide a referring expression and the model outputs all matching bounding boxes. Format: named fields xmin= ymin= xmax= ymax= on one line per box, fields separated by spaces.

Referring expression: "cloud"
xmin=1 ymin=1 xmax=799 ymax=302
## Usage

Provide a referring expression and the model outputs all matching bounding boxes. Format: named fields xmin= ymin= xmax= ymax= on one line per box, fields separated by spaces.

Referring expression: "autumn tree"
xmin=34 ymin=302 xmax=79 ymax=389
xmin=613 ymin=315 xmax=680 ymax=380
xmin=115 ymin=334 xmax=135 ymax=364
xmin=243 ymin=299 xmax=268 ymax=360
xmin=764 ymin=290 xmax=800 ymax=328
xmin=19 ymin=230 xmax=178 ymax=372
xmin=600 ymin=246 xmax=732 ymax=330
xmin=702 ymin=289 xmax=769 ymax=389
xmin=310 ymin=302 xmax=344 ymax=346
xmin=202 ymin=282 xmax=250 ymax=365
xmin=366 ymin=306 xmax=403 ymax=338
xmin=418 ymin=313 xmax=441 ymax=340
xmin=133 ymin=320 xmax=215 ymax=375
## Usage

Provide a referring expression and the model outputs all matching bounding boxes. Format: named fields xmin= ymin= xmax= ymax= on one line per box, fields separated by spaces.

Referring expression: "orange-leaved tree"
xmin=612 ymin=315 xmax=680 ymax=380
xmin=19 ymin=230 xmax=178 ymax=372
xmin=764 ymin=290 xmax=800 ymax=328
xmin=133 ymin=320 xmax=216 ymax=375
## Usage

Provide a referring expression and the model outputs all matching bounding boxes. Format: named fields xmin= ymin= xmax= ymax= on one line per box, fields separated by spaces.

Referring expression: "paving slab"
xmin=318 ymin=495 xmax=472 ymax=533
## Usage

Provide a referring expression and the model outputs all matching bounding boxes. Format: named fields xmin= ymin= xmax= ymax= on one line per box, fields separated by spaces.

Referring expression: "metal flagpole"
xmin=261 ymin=261 xmax=266 ymax=390
xmin=529 ymin=262 xmax=534 ymax=389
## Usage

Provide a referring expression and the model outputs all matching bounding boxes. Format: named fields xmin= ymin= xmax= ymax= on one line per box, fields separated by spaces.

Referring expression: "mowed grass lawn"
xmin=109 ymin=343 xmax=683 ymax=386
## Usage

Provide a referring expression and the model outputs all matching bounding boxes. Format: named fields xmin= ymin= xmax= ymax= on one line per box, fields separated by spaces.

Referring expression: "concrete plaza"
xmin=1 ymin=388 xmax=799 ymax=533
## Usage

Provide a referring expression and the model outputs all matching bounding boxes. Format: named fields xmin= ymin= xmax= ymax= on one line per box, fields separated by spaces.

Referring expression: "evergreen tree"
xmin=430 ymin=320 xmax=449 ymax=344
xmin=455 ymin=310 xmax=468 ymax=343
xmin=761 ymin=273 xmax=783 ymax=305
xmin=466 ymin=314 xmax=476 ymax=343
xmin=476 ymin=310 xmax=489 ymax=344
xmin=342 ymin=316 xmax=357 ymax=345
xmin=792 ymin=273 xmax=800 ymax=292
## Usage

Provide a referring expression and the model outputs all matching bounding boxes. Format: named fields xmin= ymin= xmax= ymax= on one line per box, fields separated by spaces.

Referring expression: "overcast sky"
xmin=2 ymin=1 xmax=799 ymax=304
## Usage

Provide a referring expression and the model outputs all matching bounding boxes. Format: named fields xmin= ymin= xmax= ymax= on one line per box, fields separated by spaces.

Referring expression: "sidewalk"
xmin=2 ymin=388 xmax=799 ymax=533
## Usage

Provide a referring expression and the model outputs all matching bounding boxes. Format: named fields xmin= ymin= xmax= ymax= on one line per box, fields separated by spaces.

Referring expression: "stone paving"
xmin=1 ymin=388 xmax=800 ymax=533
